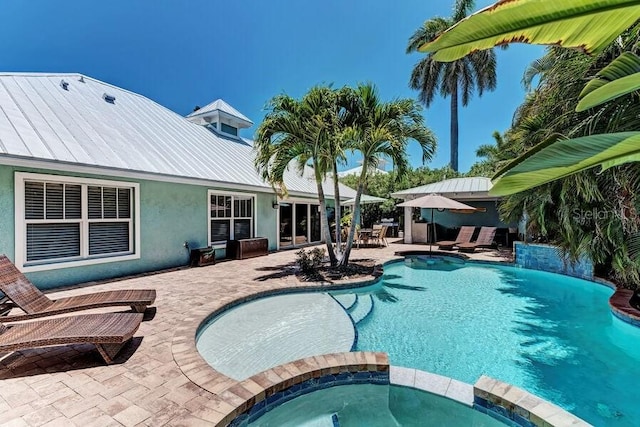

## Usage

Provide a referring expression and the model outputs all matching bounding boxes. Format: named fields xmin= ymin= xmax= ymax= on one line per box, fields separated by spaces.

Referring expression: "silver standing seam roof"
xmin=391 ymin=177 xmax=497 ymax=201
xmin=336 ymin=165 xmax=388 ymax=178
xmin=0 ymin=73 xmax=355 ymax=199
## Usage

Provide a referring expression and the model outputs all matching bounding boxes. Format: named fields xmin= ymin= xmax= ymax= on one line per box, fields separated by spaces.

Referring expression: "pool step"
xmin=349 ymin=294 xmax=374 ymax=324
xmin=333 ymin=294 xmax=357 ymax=311
xmin=301 ymin=413 xmax=339 ymax=427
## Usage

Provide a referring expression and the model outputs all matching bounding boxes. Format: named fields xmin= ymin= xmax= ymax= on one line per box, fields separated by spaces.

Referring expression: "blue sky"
xmin=1 ymin=0 xmax=543 ymax=173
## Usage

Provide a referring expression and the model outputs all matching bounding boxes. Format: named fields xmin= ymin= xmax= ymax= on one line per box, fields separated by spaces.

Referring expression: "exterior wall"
xmin=0 ymin=166 xmax=15 ymax=261
xmin=255 ymin=192 xmax=278 ymax=249
xmin=0 ymin=165 xmax=279 ymax=289
xmin=514 ymin=241 xmax=594 ymax=280
xmin=420 ymin=201 xmax=514 ymax=229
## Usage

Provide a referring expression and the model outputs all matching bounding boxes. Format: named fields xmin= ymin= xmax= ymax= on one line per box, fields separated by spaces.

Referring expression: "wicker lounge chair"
xmin=457 ymin=227 xmax=497 ymax=253
xmin=0 ymin=312 xmax=143 ymax=364
xmin=437 ymin=226 xmax=476 ymax=250
xmin=0 ymin=255 xmax=156 ymax=323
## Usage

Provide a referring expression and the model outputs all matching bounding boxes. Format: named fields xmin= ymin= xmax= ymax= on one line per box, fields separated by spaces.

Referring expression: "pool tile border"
xmin=229 ymin=367 xmax=390 ymax=426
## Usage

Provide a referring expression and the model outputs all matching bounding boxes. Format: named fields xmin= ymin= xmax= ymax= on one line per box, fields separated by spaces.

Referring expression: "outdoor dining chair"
xmin=371 ymin=225 xmax=389 ymax=247
xmin=0 ymin=255 xmax=156 ymax=323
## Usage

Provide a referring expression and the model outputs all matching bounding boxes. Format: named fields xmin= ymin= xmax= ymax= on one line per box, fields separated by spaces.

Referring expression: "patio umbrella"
xmin=397 ymin=193 xmax=477 ymax=252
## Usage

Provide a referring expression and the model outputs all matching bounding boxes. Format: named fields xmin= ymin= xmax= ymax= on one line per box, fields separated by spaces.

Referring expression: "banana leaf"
xmin=419 ymin=0 xmax=640 ymax=62
xmin=490 ymin=132 xmax=640 ymax=195
xmin=577 ymin=52 xmax=640 ymax=111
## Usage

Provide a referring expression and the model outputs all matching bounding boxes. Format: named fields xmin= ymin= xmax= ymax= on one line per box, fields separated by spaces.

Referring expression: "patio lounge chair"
xmin=437 ymin=226 xmax=475 ymax=250
xmin=0 ymin=255 xmax=156 ymax=323
xmin=0 ymin=312 xmax=143 ymax=364
xmin=457 ymin=227 xmax=497 ymax=253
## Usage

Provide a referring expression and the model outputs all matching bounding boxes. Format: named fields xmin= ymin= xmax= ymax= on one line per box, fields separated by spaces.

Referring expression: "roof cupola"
xmin=186 ymin=99 xmax=252 ymax=138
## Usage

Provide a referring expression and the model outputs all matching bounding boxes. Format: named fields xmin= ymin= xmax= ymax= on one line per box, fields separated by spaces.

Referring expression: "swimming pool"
xmin=331 ymin=258 xmax=640 ymax=426
xmin=196 ymin=257 xmax=640 ymax=426
xmin=247 ymin=383 xmax=505 ymax=426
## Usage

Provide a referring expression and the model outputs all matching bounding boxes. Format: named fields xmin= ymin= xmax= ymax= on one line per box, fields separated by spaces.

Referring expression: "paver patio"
xmin=0 ymin=242 xmax=510 ymax=426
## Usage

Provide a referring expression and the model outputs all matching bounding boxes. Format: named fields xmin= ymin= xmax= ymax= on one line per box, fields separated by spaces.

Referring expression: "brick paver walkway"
xmin=0 ymin=243 xmax=510 ymax=426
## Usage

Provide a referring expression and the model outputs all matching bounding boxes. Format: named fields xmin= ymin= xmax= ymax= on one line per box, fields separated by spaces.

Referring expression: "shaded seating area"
xmin=355 ymin=224 xmax=389 ymax=248
xmin=0 ymin=255 xmax=156 ymax=322
xmin=0 ymin=312 xmax=143 ymax=364
xmin=437 ymin=226 xmax=475 ymax=250
xmin=458 ymin=226 xmax=498 ymax=253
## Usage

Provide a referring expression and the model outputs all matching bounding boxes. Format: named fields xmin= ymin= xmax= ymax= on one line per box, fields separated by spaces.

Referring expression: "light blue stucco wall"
xmin=0 ymin=165 xmax=278 ymax=289
xmin=0 ymin=167 xmax=15 ymax=260
xmin=420 ymin=201 xmax=515 ymax=229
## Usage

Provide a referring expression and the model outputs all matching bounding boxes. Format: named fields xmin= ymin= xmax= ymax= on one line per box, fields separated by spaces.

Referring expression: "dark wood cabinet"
xmin=190 ymin=247 xmax=215 ymax=267
xmin=227 ymin=238 xmax=268 ymax=260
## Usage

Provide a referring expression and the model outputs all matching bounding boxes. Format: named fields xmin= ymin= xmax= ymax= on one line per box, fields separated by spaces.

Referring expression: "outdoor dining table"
xmin=357 ymin=228 xmax=373 ymax=247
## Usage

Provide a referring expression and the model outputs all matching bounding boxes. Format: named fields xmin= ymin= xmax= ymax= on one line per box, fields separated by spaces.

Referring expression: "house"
xmin=0 ymin=73 xmax=355 ymax=289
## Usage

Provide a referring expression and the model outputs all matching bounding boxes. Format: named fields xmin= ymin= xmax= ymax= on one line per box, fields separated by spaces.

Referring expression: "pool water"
xmin=333 ymin=259 xmax=640 ymax=426
xmin=248 ymin=384 xmax=505 ymax=426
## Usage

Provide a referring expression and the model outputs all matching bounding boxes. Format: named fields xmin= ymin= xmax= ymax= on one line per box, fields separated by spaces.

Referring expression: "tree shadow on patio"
xmin=253 ymin=258 xmax=379 ymax=283
xmin=253 ymin=262 xmax=298 ymax=282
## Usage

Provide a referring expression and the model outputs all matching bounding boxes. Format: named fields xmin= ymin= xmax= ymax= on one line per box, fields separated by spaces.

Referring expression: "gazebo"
xmin=391 ymin=177 xmax=516 ymax=245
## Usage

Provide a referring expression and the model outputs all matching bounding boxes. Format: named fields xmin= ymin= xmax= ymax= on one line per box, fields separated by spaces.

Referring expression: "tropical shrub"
xmin=296 ymin=248 xmax=326 ymax=274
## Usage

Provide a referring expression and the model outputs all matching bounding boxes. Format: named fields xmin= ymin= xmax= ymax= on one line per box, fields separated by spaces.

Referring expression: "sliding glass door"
xmin=279 ymin=201 xmax=322 ymax=248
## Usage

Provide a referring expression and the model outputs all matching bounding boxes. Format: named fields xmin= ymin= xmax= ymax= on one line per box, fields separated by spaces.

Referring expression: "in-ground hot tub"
xmin=238 ymin=382 xmax=505 ymax=427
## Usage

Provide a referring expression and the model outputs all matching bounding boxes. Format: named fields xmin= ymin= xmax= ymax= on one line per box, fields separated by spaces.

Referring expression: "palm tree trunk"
xmin=450 ymin=84 xmax=459 ymax=172
xmin=315 ymin=176 xmax=338 ymax=266
xmin=339 ymin=168 xmax=367 ymax=266
xmin=332 ymin=160 xmax=342 ymax=258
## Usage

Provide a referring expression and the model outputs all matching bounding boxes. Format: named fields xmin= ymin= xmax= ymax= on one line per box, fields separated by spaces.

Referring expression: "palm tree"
xmin=406 ymin=0 xmax=497 ymax=172
xmin=254 ymin=86 xmax=341 ymax=265
xmin=339 ymin=83 xmax=436 ymax=265
xmin=490 ymin=28 xmax=640 ymax=288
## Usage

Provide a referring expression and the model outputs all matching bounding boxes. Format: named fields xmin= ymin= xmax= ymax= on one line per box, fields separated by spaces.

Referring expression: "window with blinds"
xmin=209 ymin=192 xmax=254 ymax=245
xmin=22 ymin=177 xmax=135 ymax=266
xmin=87 ymin=186 xmax=132 ymax=256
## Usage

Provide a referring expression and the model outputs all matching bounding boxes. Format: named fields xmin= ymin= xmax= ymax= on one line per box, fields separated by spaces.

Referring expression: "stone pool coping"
xmin=390 ymin=367 xmax=591 ymax=426
xmin=474 ymin=376 xmax=591 ymax=427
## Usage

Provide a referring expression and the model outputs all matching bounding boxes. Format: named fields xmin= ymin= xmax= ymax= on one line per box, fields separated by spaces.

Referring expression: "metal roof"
xmin=336 ymin=165 xmax=388 ymax=178
xmin=0 ymin=73 xmax=354 ymax=199
xmin=391 ymin=177 xmax=496 ymax=200
xmin=187 ymin=98 xmax=253 ymax=124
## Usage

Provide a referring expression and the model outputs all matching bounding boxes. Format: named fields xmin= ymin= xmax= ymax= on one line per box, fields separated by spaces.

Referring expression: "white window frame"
xmin=208 ymin=190 xmax=257 ymax=248
xmin=15 ymin=172 xmax=141 ymax=273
